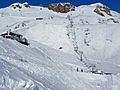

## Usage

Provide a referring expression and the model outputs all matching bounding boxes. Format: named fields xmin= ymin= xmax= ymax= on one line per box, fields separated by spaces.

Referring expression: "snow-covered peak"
xmin=90 ymin=2 xmax=104 ymax=7
xmin=0 ymin=2 xmax=120 ymax=90
xmin=23 ymin=2 xmax=29 ymax=5
xmin=10 ymin=2 xmax=22 ymax=7
xmin=10 ymin=2 xmax=31 ymax=9
xmin=11 ymin=2 xmax=23 ymax=6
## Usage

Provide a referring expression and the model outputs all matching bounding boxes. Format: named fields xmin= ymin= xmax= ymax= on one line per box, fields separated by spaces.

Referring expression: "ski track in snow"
xmin=0 ymin=2 xmax=120 ymax=90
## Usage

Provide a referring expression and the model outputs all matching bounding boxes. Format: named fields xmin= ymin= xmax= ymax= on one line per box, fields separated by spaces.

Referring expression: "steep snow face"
xmin=0 ymin=37 xmax=116 ymax=90
xmin=0 ymin=2 xmax=120 ymax=90
xmin=25 ymin=23 xmax=74 ymax=53
xmin=0 ymin=37 xmax=78 ymax=90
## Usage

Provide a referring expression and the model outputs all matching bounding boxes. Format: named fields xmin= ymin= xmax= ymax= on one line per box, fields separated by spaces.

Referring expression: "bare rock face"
xmin=107 ymin=18 xmax=119 ymax=23
xmin=11 ymin=4 xmax=22 ymax=9
xmin=11 ymin=2 xmax=30 ymax=9
xmin=48 ymin=3 xmax=75 ymax=13
xmin=94 ymin=4 xmax=112 ymax=16
xmin=23 ymin=2 xmax=30 ymax=8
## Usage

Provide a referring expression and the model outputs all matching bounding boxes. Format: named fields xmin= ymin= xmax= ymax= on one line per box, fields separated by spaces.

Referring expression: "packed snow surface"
xmin=0 ymin=2 xmax=120 ymax=90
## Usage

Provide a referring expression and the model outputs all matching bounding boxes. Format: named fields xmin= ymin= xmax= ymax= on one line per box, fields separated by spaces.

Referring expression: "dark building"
xmin=1 ymin=31 xmax=30 ymax=46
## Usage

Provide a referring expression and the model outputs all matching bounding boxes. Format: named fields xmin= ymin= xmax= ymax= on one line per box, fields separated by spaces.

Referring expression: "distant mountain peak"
xmin=90 ymin=2 xmax=104 ymax=7
xmin=10 ymin=2 xmax=30 ymax=9
xmin=93 ymin=3 xmax=112 ymax=16
xmin=48 ymin=2 xmax=75 ymax=13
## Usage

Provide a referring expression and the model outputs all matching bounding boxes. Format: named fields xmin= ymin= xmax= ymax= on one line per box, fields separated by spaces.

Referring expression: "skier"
xmin=77 ymin=68 xmax=79 ymax=72
xmin=81 ymin=69 xmax=83 ymax=72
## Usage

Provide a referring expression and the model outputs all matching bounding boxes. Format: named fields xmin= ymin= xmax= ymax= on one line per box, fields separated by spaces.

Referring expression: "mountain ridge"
xmin=0 ymin=2 xmax=120 ymax=90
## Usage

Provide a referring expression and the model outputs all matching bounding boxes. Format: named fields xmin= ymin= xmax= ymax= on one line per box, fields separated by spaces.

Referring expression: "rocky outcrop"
xmin=11 ymin=4 xmax=22 ymax=9
xmin=23 ymin=2 xmax=30 ymax=8
xmin=94 ymin=4 xmax=112 ymax=16
xmin=48 ymin=3 xmax=75 ymax=13
xmin=11 ymin=2 xmax=30 ymax=9
xmin=107 ymin=18 xmax=119 ymax=23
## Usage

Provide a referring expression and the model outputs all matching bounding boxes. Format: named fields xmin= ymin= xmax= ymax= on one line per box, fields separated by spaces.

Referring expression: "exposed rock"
xmin=94 ymin=8 xmax=105 ymax=16
xmin=48 ymin=2 xmax=75 ymax=13
xmin=23 ymin=2 xmax=30 ymax=8
xmin=94 ymin=4 xmax=112 ymax=16
xmin=11 ymin=2 xmax=30 ymax=9
xmin=11 ymin=4 xmax=22 ymax=9
xmin=107 ymin=18 xmax=119 ymax=23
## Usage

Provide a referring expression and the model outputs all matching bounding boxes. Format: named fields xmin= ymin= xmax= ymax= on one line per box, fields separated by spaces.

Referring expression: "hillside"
xmin=0 ymin=2 xmax=120 ymax=90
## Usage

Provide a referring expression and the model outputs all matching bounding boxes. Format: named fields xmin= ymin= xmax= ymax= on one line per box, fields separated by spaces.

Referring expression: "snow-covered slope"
xmin=0 ymin=2 xmax=120 ymax=90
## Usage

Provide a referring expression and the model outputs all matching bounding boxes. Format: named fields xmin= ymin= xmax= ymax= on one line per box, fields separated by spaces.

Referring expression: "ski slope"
xmin=0 ymin=2 xmax=120 ymax=90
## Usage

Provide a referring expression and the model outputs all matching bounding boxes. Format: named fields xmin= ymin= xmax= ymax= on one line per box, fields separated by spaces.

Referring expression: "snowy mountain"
xmin=0 ymin=2 xmax=120 ymax=90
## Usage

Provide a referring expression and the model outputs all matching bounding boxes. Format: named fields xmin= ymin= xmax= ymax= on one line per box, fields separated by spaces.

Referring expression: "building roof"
xmin=1 ymin=32 xmax=22 ymax=37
